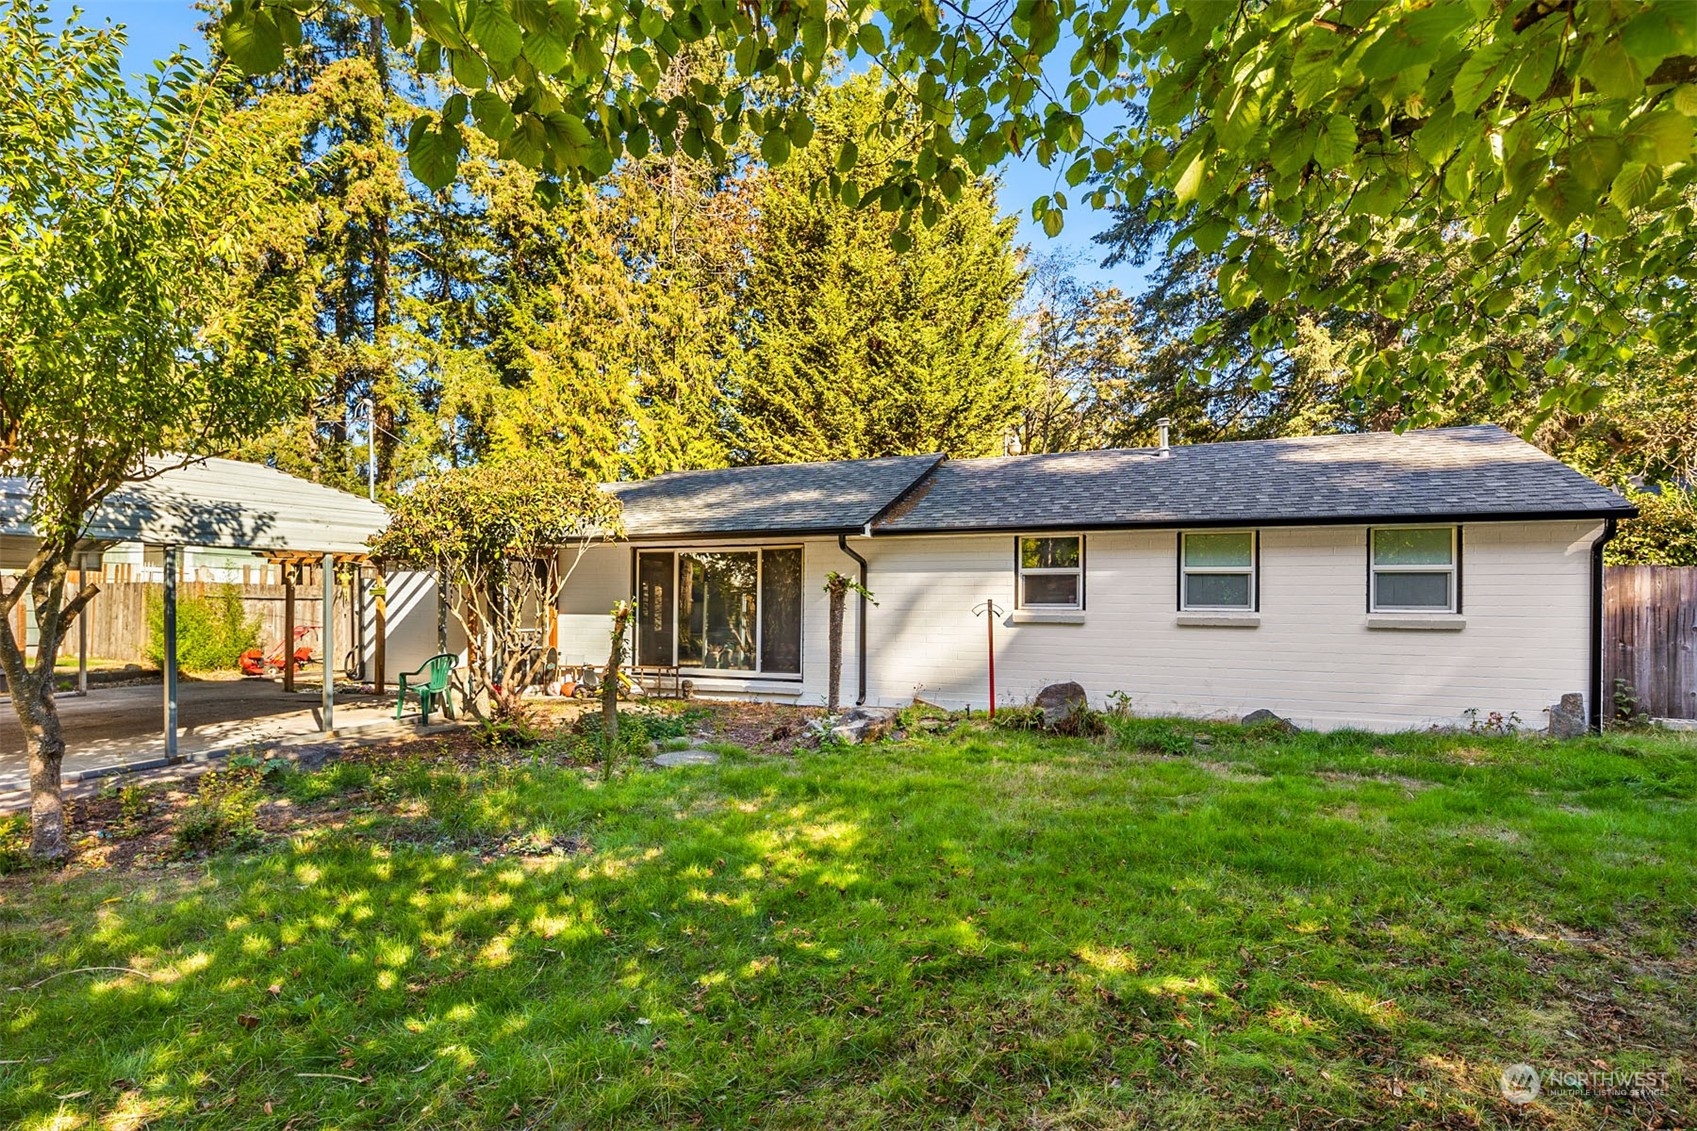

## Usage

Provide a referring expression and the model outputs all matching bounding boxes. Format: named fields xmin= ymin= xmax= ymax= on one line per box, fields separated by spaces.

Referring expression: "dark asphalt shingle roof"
xmin=609 ymin=453 xmax=944 ymax=539
xmin=874 ymin=425 xmax=1633 ymax=533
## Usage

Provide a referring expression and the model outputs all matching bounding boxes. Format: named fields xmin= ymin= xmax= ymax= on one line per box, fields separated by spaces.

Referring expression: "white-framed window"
xmin=1180 ymin=530 xmax=1256 ymax=610
xmin=1370 ymin=526 xmax=1458 ymax=612
xmin=1017 ymin=535 xmax=1083 ymax=609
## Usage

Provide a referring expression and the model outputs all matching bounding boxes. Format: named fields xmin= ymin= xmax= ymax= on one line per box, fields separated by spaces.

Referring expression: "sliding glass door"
xmin=635 ymin=547 xmax=803 ymax=676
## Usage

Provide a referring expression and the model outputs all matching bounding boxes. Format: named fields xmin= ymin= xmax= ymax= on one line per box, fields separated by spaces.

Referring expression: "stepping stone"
xmin=653 ymin=748 xmax=719 ymax=767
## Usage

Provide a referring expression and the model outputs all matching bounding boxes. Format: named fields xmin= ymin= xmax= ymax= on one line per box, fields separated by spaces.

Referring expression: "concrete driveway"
xmin=0 ymin=678 xmax=414 ymax=791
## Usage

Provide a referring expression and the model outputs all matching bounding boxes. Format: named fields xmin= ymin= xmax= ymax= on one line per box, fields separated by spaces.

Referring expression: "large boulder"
xmin=1547 ymin=692 xmax=1587 ymax=739
xmin=1034 ymin=682 xmax=1090 ymax=730
xmin=827 ymin=706 xmax=899 ymax=745
xmin=1241 ymin=708 xmax=1299 ymax=734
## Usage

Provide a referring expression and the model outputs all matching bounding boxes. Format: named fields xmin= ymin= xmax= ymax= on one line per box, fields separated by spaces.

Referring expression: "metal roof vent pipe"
xmin=1156 ymin=417 xmax=1171 ymax=457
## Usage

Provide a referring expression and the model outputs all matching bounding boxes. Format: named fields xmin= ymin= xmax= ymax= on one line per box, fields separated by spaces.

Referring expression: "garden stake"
xmin=973 ymin=597 xmax=1004 ymax=718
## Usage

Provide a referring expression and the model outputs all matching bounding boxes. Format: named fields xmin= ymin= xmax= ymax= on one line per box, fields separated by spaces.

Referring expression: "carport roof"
xmin=0 ymin=457 xmax=388 ymax=555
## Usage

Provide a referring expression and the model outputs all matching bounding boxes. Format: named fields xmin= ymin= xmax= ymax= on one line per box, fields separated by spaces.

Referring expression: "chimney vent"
xmin=1156 ymin=418 xmax=1171 ymax=457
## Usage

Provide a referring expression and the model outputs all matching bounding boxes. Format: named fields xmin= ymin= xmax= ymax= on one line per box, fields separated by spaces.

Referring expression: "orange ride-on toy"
xmin=240 ymin=625 xmax=318 ymax=677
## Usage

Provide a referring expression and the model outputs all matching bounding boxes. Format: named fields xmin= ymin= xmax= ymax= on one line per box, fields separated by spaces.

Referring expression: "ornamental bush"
xmin=146 ymin=585 xmax=262 ymax=672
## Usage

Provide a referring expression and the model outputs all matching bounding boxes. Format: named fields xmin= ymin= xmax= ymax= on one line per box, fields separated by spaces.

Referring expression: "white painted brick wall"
xmin=555 ymin=520 xmax=1602 ymax=731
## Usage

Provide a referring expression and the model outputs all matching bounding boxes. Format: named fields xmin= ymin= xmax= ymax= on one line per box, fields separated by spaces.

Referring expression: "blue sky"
xmin=52 ymin=0 xmax=1144 ymax=291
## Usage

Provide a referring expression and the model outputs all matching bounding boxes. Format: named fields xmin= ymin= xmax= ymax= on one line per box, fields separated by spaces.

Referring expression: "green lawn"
xmin=2 ymin=716 xmax=1693 ymax=1129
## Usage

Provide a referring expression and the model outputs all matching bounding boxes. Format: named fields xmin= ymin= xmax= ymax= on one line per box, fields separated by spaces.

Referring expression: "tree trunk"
xmin=0 ymin=552 xmax=81 ymax=861
xmin=9 ymin=672 xmax=67 ymax=860
xmin=826 ymin=582 xmax=845 ymax=715
xmin=602 ymin=602 xmax=633 ymax=752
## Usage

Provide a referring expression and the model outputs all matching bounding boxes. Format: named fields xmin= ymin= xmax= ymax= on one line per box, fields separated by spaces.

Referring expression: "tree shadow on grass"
xmin=1 ymin=733 xmax=1691 ymax=1129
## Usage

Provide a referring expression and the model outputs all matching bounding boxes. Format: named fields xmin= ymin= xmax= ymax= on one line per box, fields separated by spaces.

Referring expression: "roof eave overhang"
xmin=873 ymin=506 xmax=1639 ymax=537
xmin=612 ymin=525 xmax=868 ymax=544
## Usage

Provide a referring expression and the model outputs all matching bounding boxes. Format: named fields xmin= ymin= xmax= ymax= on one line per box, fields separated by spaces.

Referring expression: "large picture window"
xmin=635 ymin=547 xmax=802 ymax=675
xmin=1017 ymin=536 xmax=1083 ymax=609
xmin=1181 ymin=531 xmax=1256 ymax=610
xmin=1370 ymin=527 xmax=1458 ymax=612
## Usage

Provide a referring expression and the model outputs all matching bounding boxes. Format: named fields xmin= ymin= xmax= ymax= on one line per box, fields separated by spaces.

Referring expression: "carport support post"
xmin=321 ymin=552 xmax=335 ymax=735
xmin=162 ymin=544 xmax=180 ymax=763
xmin=282 ymin=567 xmax=296 ymax=693
xmin=373 ymin=568 xmax=386 ymax=695
xmin=76 ymin=552 xmax=88 ymax=697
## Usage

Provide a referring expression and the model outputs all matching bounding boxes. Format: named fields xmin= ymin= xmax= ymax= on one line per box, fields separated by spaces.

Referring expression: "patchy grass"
xmin=0 ymin=716 xmax=1693 ymax=1129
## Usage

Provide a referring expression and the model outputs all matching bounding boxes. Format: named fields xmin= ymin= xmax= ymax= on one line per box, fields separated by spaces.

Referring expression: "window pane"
xmin=1373 ymin=528 xmax=1452 ymax=566
xmin=1020 ymin=536 xmax=1080 ymax=569
xmin=1375 ymin=571 xmax=1451 ymax=609
xmin=678 ymin=552 xmax=758 ymax=669
xmin=759 ymin=548 xmax=803 ymax=674
xmin=635 ymin=553 xmax=674 ymax=666
xmin=1022 ymin=574 xmax=1079 ymax=607
xmin=1185 ymin=572 xmax=1251 ymax=608
xmin=1185 ymin=532 xmax=1252 ymax=568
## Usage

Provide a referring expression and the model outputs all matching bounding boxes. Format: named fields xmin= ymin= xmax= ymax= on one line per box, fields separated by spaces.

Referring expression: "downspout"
xmin=838 ymin=533 xmax=869 ymax=706
xmin=1589 ymin=517 xmax=1619 ymax=734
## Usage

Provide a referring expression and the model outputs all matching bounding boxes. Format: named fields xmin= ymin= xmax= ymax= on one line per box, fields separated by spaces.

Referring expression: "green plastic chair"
xmin=396 ymin=654 xmax=456 ymax=724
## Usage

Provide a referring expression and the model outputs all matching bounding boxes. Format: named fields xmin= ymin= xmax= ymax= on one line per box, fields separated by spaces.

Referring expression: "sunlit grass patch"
xmin=0 ymin=721 xmax=1693 ymax=1128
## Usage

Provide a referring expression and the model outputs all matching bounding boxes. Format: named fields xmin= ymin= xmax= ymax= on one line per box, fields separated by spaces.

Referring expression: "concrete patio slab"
xmin=0 ymin=678 xmax=432 ymax=796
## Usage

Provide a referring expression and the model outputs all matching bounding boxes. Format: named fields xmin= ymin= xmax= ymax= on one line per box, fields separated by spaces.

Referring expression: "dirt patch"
xmin=1315 ymin=769 xmax=1436 ymax=793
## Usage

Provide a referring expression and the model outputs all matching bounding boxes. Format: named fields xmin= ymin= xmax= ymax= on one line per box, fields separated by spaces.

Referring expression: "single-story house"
xmin=554 ymin=425 xmax=1635 ymax=733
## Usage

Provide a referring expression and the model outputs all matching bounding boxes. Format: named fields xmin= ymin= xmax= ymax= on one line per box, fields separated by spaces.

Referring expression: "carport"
xmin=1 ymin=458 xmax=396 ymax=762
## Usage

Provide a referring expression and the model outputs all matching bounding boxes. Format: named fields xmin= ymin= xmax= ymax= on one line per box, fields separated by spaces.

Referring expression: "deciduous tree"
xmin=0 ymin=3 xmax=317 ymax=859
xmin=368 ymin=455 xmax=622 ymax=722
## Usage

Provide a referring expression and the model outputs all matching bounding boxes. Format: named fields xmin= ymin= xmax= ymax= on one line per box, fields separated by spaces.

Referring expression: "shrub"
xmin=146 ymin=584 xmax=261 ymax=672
xmin=0 ymin=813 xmax=32 ymax=874
xmin=172 ymin=768 xmax=263 ymax=856
xmin=1107 ymin=717 xmax=1194 ymax=755
xmin=576 ymin=705 xmax=712 ymax=745
xmin=112 ymin=784 xmax=154 ymax=837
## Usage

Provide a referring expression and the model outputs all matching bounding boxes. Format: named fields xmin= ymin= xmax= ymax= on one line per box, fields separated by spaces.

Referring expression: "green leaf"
xmin=1191 ymin=218 xmax=1229 ymax=253
xmin=1609 ymin=160 xmax=1662 ymax=213
xmin=1582 ymin=39 xmax=1642 ymax=102
xmin=408 ymin=114 xmax=463 ymax=189
xmin=523 ymin=26 xmax=569 ymax=72
xmin=1567 ymin=137 xmax=1623 ymax=193
xmin=220 ymin=10 xmax=285 ymax=74
xmin=1627 ymin=109 xmax=1695 ymax=166
xmin=1532 ymin=172 xmax=1583 ymax=231
xmin=1313 ymin=115 xmax=1357 ymax=172
xmin=1041 ymin=207 xmax=1064 ymax=237
xmin=761 ymin=129 xmax=792 ymax=166
xmin=416 ymin=38 xmax=443 ymax=73
xmin=471 ymin=90 xmax=517 ymax=140
xmin=450 ymin=47 xmax=489 ymax=88
xmin=1674 ymin=84 xmax=1697 ymax=118
xmin=1508 ymin=31 xmax=1560 ymax=101
xmin=470 ymin=0 xmax=525 ymax=65
xmin=1172 ymin=151 xmax=1205 ymax=204
xmin=856 ymin=22 xmax=885 ymax=54
xmin=1452 ymin=42 xmax=1508 ymax=114
xmin=837 ymin=139 xmax=859 ymax=173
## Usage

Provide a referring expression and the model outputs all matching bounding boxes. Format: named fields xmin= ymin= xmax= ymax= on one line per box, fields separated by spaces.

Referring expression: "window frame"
xmin=632 ymin=545 xmax=805 ymax=678
xmin=1014 ymin=534 xmax=1085 ymax=610
xmin=1178 ymin=529 xmax=1259 ymax=612
xmin=1367 ymin=525 xmax=1460 ymax=614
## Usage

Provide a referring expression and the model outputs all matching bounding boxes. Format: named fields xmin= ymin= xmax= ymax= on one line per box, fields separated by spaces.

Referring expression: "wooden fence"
xmin=1605 ymin=565 xmax=1697 ymax=721
xmin=63 ymin=578 xmax=348 ymax=666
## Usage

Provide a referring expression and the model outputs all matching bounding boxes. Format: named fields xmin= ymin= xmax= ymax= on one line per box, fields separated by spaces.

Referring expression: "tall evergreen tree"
xmin=731 ymin=73 xmax=1033 ymax=464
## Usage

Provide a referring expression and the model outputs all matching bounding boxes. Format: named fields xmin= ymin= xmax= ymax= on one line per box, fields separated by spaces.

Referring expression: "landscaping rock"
xmin=1034 ymin=682 xmax=1089 ymax=729
xmin=1547 ymin=692 xmax=1587 ymax=739
xmin=653 ymin=748 xmax=719 ymax=767
xmin=1241 ymin=709 xmax=1299 ymax=734
xmin=826 ymin=706 xmax=899 ymax=745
